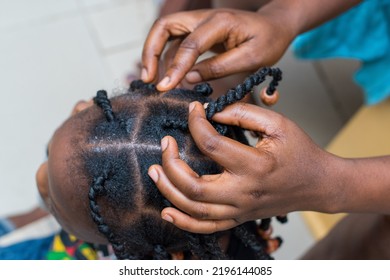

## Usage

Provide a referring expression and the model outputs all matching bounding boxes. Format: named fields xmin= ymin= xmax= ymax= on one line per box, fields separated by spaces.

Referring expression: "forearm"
xmin=257 ymin=0 xmax=362 ymax=37
xmin=327 ymin=155 xmax=390 ymax=215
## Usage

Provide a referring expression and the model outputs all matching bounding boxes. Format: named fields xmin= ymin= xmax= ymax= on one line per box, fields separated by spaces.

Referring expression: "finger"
xmin=188 ymin=102 xmax=259 ymax=173
xmin=161 ymin=207 xmax=239 ymax=234
xmin=150 ymin=164 xmax=239 ymax=219
xmin=186 ymin=44 xmax=260 ymax=83
xmin=208 ymin=102 xmax=282 ymax=136
xmin=157 ymin=20 xmax=231 ymax=91
xmin=157 ymin=135 xmax=240 ymax=205
xmin=161 ymin=40 xmax=194 ymax=89
xmin=142 ymin=11 xmax=208 ymax=83
xmin=141 ymin=20 xmax=171 ymax=83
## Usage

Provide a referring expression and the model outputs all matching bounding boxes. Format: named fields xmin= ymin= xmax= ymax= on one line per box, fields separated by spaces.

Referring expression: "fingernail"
xmin=158 ymin=76 xmax=170 ymax=89
xmin=141 ymin=67 xmax=148 ymax=81
xmin=189 ymin=102 xmax=196 ymax=113
xmin=148 ymin=168 xmax=159 ymax=182
xmin=161 ymin=137 xmax=169 ymax=152
xmin=185 ymin=71 xmax=202 ymax=83
xmin=162 ymin=214 xmax=173 ymax=223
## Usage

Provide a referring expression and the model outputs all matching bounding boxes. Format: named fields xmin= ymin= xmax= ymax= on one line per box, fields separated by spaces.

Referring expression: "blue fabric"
xmin=0 ymin=234 xmax=55 ymax=260
xmin=0 ymin=219 xmax=15 ymax=237
xmin=292 ymin=0 xmax=390 ymax=105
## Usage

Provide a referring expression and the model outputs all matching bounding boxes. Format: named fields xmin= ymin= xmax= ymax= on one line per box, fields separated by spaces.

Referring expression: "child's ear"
xmin=71 ymin=99 xmax=94 ymax=116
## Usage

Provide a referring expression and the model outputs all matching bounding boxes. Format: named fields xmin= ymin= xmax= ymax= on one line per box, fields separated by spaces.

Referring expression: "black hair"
xmin=82 ymin=67 xmax=283 ymax=260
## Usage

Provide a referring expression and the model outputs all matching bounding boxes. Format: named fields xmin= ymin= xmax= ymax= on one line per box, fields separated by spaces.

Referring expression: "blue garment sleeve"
xmin=0 ymin=235 xmax=55 ymax=260
xmin=0 ymin=218 xmax=15 ymax=238
xmin=292 ymin=0 xmax=390 ymax=105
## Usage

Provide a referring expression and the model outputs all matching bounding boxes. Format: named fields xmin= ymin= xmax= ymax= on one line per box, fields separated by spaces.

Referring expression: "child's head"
xmin=36 ymin=68 xmax=282 ymax=260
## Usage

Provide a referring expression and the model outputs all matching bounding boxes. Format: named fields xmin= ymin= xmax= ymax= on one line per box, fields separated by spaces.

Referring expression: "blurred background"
xmin=0 ymin=0 xmax=364 ymax=259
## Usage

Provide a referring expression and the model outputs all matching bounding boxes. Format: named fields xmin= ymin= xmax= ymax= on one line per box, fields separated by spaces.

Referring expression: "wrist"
xmin=310 ymin=152 xmax=349 ymax=214
xmin=334 ymin=156 xmax=390 ymax=214
xmin=256 ymin=0 xmax=304 ymax=40
xmin=257 ymin=0 xmax=362 ymax=36
xmin=316 ymin=155 xmax=390 ymax=214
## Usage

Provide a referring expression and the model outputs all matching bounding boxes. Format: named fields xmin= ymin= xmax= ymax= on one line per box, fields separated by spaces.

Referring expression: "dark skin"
xmin=36 ymin=100 xmax=107 ymax=244
xmin=142 ymin=0 xmax=361 ymax=91
xmin=35 ymin=99 xmax=282 ymax=258
xmin=36 ymin=100 xmax=390 ymax=259
xmin=143 ymin=2 xmax=390 ymax=260
xmin=148 ymin=102 xmax=390 ymax=234
xmin=142 ymin=0 xmax=390 ymax=237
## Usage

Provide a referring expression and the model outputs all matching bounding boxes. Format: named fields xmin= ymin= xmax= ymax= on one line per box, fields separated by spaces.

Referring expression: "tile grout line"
xmin=76 ymin=0 xmax=115 ymax=85
xmin=0 ymin=9 xmax=81 ymax=33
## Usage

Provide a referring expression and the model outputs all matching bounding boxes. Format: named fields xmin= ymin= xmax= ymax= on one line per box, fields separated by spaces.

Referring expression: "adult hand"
xmin=148 ymin=102 xmax=343 ymax=233
xmin=142 ymin=8 xmax=296 ymax=91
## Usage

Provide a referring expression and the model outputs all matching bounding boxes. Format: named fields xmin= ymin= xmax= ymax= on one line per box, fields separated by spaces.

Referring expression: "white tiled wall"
xmin=0 ymin=0 xmax=156 ymax=216
xmin=0 ymin=0 xmax=363 ymax=259
xmin=0 ymin=0 xmax=79 ymax=29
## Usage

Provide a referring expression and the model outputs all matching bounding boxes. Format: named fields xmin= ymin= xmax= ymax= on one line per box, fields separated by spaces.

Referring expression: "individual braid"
xmin=233 ymin=224 xmax=273 ymax=260
xmin=162 ymin=119 xmax=188 ymax=131
xmin=88 ymin=170 xmax=134 ymax=260
xmin=94 ymin=90 xmax=115 ymax=122
xmin=193 ymin=83 xmax=213 ymax=97
xmin=184 ymin=232 xmax=208 ymax=259
xmin=130 ymin=79 xmax=157 ymax=93
xmin=153 ymin=244 xmax=170 ymax=260
xmin=206 ymin=67 xmax=282 ymax=121
xmin=265 ymin=68 xmax=282 ymax=95
xmin=200 ymin=234 xmax=227 ymax=260
xmin=182 ymin=233 xmax=226 ymax=260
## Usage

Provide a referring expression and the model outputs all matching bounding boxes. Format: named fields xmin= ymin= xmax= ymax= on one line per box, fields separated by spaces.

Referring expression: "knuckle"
xmin=186 ymin=180 xmax=206 ymax=201
xmin=180 ymin=38 xmax=201 ymax=55
xmin=270 ymin=113 xmax=287 ymax=136
xmin=213 ymin=10 xmax=235 ymax=22
xmin=207 ymin=62 xmax=226 ymax=78
xmin=212 ymin=222 xmax=223 ymax=234
xmin=169 ymin=60 xmax=187 ymax=73
xmin=197 ymin=134 xmax=220 ymax=155
xmin=231 ymin=102 xmax=250 ymax=121
xmin=153 ymin=16 xmax=169 ymax=29
xmin=192 ymin=203 xmax=209 ymax=219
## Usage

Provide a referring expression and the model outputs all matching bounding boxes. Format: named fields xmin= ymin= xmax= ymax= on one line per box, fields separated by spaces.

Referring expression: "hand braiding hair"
xmin=206 ymin=67 xmax=282 ymax=135
xmin=86 ymin=68 xmax=283 ymax=260
xmin=206 ymin=67 xmax=282 ymax=119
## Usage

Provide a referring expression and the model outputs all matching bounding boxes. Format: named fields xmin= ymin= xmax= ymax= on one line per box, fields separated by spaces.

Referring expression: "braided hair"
xmin=77 ymin=67 xmax=283 ymax=259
